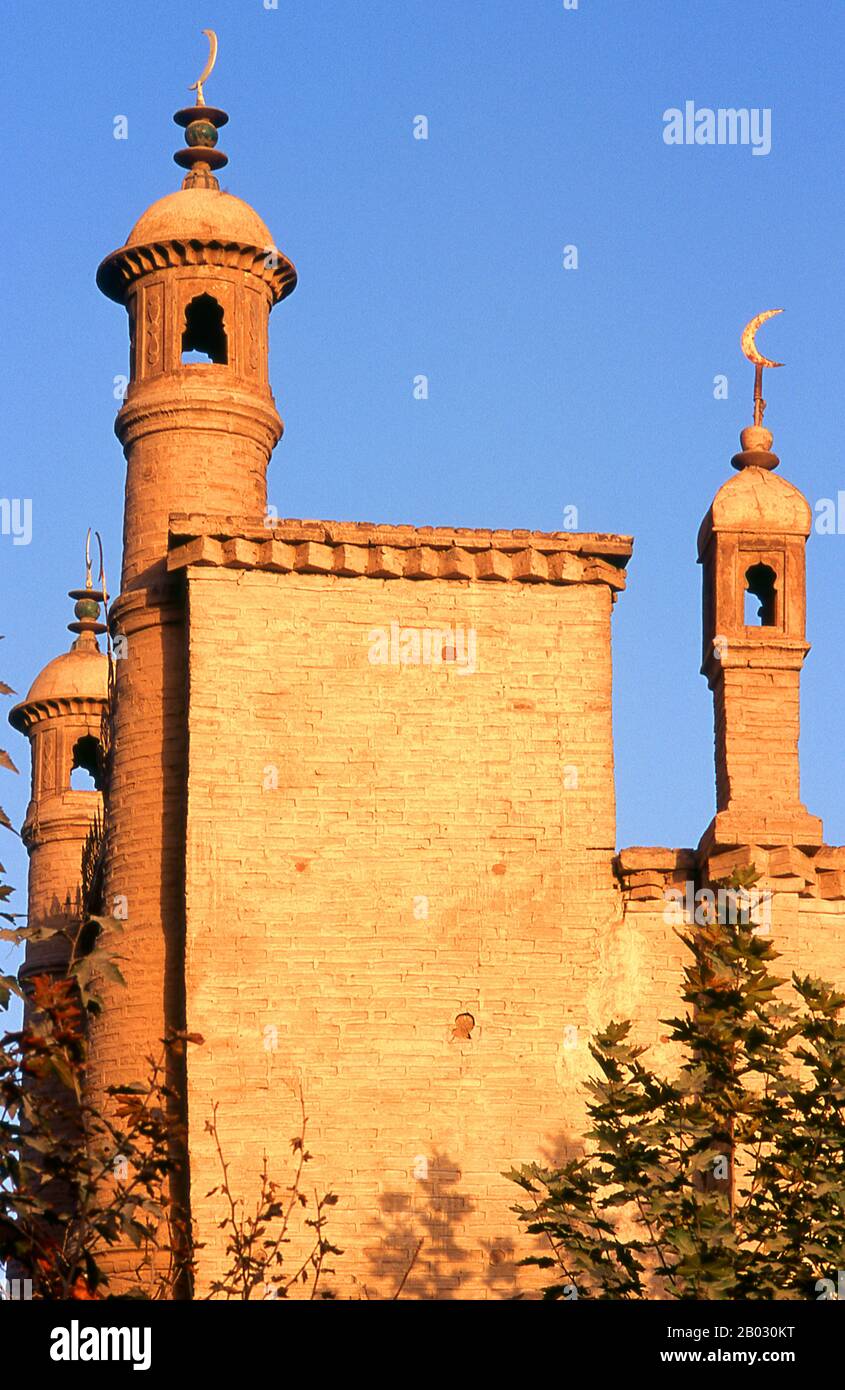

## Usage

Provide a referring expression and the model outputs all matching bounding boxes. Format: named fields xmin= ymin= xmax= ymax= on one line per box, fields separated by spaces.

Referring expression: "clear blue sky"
xmin=1 ymin=0 xmax=843 ymax=978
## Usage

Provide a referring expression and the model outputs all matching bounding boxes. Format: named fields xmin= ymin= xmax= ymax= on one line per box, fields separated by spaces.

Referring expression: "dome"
xmin=703 ymin=465 xmax=811 ymax=543
xmin=124 ymin=187 xmax=276 ymax=251
xmin=9 ymin=644 xmax=108 ymax=730
xmin=96 ymin=183 xmax=296 ymax=305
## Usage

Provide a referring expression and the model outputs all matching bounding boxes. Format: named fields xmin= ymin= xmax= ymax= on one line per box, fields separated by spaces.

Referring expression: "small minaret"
xmin=698 ymin=312 xmax=822 ymax=854
xmin=8 ymin=550 xmax=109 ymax=986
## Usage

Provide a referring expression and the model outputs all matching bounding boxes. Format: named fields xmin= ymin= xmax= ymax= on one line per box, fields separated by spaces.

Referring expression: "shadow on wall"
xmin=362 ymin=1134 xmax=582 ymax=1299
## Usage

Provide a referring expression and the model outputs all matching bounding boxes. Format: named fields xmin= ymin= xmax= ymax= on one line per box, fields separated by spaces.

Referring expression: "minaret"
xmin=96 ymin=56 xmax=296 ymax=589
xmin=698 ymin=312 xmax=822 ymax=854
xmin=88 ymin=38 xmax=296 ymax=1291
xmin=9 ymin=556 xmax=109 ymax=986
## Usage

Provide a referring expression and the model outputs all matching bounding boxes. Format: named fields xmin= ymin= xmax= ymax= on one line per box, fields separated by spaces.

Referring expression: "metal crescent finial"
xmin=95 ymin=531 xmax=108 ymax=609
xmin=85 ymin=527 xmax=93 ymax=589
xmin=740 ymin=309 xmax=784 ymax=429
xmin=188 ymin=28 xmax=218 ymax=107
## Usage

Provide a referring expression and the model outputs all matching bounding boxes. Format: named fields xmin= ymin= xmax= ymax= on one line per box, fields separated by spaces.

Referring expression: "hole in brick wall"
xmin=744 ymin=563 xmax=777 ymax=626
xmin=69 ymin=735 xmax=103 ymax=792
xmin=451 ymin=1012 xmax=475 ymax=1040
xmin=181 ymin=293 xmax=228 ymax=365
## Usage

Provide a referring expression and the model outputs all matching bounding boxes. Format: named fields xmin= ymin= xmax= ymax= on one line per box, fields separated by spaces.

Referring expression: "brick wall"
xmin=181 ymin=565 xmax=625 ymax=1297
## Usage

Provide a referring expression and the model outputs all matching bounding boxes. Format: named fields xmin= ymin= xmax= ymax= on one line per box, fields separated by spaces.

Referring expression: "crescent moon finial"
xmin=739 ymin=309 xmax=784 ymax=433
xmin=741 ymin=308 xmax=784 ymax=370
xmin=188 ymin=28 xmax=219 ymax=107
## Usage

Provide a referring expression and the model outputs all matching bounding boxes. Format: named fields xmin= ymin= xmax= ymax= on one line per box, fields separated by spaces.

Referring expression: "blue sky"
xmin=1 ymin=0 xmax=843 ymax=963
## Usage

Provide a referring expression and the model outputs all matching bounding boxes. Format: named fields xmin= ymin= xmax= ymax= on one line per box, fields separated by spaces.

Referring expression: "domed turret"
xmin=698 ymin=316 xmax=822 ymax=854
xmin=95 ymin=48 xmax=296 ymax=591
xmin=9 ymin=555 xmax=109 ymax=978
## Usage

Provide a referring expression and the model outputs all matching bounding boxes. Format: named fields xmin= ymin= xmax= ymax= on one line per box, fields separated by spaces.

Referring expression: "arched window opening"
xmin=181 ymin=294 xmax=228 ymax=365
xmin=744 ymin=563 xmax=777 ymax=627
xmin=70 ymin=735 xmax=103 ymax=792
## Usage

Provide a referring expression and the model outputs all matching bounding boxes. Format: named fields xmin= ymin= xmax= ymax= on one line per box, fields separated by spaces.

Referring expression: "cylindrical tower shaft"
xmin=87 ymin=89 xmax=296 ymax=1293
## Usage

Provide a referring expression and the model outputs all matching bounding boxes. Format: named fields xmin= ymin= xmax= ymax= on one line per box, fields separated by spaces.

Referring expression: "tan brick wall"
xmin=182 ymin=566 xmax=626 ymax=1297
xmin=615 ymin=893 xmax=845 ymax=1077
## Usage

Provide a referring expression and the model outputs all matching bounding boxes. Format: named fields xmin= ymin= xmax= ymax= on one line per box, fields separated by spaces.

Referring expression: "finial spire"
xmin=732 ymin=309 xmax=784 ymax=471
xmin=174 ymin=29 xmax=229 ymax=191
xmin=68 ymin=530 xmax=108 ymax=650
xmin=188 ymin=28 xmax=218 ymax=108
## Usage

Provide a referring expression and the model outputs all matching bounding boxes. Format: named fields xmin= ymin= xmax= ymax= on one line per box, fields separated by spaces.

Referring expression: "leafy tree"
xmin=0 ymin=944 xmax=197 ymax=1298
xmin=509 ymin=876 xmax=845 ymax=1299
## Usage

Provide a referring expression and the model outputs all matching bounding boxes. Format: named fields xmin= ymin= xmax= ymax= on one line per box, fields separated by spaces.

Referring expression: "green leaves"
xmin=70 ymin=914 xmax=127 ymax=1015
xmin=510 ymin=869 xmax=845 ymax=1300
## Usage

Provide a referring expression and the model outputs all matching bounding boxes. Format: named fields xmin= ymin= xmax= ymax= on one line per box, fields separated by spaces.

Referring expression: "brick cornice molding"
xmin=97 ymin=238 xmax=297 ymax=306
xmin=9 ymin=694 xmax=107 ymax=735
xmin=109 ymin=583 xmax=185 ymax=635
xmin=22 ymin=799 xmax=103 ymax=850
xmin=166 ymin=516 xmax=633 ymax=589
xmin=115 ymin=384 xmax=282 ymax=455
xmin=615 ymin=841 xmax=845 ymax=903
xmin=702 ymin=636 xmax=810 ymax=685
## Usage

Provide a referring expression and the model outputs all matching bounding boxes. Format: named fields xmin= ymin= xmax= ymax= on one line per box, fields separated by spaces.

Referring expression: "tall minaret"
xmin=698 ymin=312 xmax=822 ymax=854
xmin=89 ymin=38 xmax=296 ymax=1291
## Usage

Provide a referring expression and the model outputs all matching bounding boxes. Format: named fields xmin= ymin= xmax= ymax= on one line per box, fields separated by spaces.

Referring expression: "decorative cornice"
xmin=109 ymin=582 xmax=185 ymax=634
xmin=96 ymin=238 xmax=297 ymax=305
xmin=166 ymin=516 xmax=633 ymax=590
xmin=115 ymin=384 xmax=282 ymax=453
xmin=22 ymin=798 xmax=103 ymax=851
xmin=615 ymin=843 xmax=845 ymax=903
xmin=9 ymin=695 xmax=107 ymax=736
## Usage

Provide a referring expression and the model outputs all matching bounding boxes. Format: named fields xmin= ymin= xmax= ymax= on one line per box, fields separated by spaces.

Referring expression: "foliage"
xmin=205 ymin=1090 xmax=342 ymax=1300
xmin=509 ymin=875 xmax=845 ymax=1299
xmin=0 ymin=636 xmax=19 ymax=927
xmin=0 ymin=948 xmax=197 ymax=1299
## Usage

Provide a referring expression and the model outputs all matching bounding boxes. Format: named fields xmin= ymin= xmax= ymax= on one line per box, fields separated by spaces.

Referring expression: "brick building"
xmin=10 ymin=83 xmax=845 ymax=1300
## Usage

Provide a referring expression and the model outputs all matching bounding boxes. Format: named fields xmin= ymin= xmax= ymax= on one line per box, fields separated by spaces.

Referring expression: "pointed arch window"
xmin=744 ymin=562 xmax=777 ymax=627
xmin=181 ymin=294 xmax=228 ymax=365
xmin=70 ymin=735 xmax=103 ymax=792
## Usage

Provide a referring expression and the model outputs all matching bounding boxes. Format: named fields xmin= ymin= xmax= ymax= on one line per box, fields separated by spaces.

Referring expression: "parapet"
xmin=166 ymin=515 xmax=634 ymax=591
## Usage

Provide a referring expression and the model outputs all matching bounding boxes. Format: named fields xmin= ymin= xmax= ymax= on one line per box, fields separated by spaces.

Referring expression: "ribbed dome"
xmin=9 ymin=645 xmax=108 ymax=729
xmin=124 ymin=187 xmax=275 ymax=250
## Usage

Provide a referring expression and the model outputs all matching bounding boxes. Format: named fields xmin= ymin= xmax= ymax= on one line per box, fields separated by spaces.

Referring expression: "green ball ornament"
xmin=185 ymin=120 xmax=219 ymax=148
xmin=74 ymin=598 xmax=101 ymax=621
